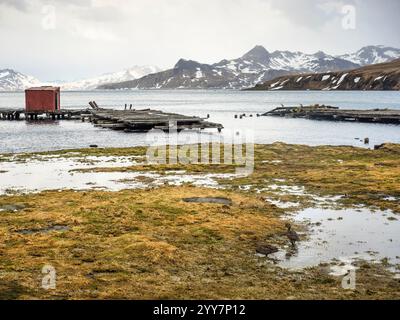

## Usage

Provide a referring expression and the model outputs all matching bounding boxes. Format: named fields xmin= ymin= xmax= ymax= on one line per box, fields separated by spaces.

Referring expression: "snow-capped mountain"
xmin=224 ymin=46 xmax=357 ymax=74
xmin=338 ymin=45 xmax=400 ymax=66
xmin=0 ymin=69 xmax=42 ymax=91
xmin=61 ymin=65 xmax=161 ymax=90
xmin=251 ymin=58 xmax=400 ymax=91
xmin=2 ymin=45 xmax=399 ymax=91
xmin=0 ymin=65 xmax=161 ymax=91
xmin=212 ymin=46 xmax=358 ymax=83
xmin=98 ymin=45 xmax=363 ymax=90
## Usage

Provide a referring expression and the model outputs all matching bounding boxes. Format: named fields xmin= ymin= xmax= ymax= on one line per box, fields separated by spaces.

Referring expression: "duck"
xmin=285 ymin=223 xmax=300 ymax=246
xmin=256 ymin=243 xmax=279 ymax=256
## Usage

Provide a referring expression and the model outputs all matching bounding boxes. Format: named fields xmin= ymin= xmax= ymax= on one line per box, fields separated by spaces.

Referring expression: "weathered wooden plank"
xmin=88 ymin=106 xmax=223 ymax=132
xmin=0 ymin=104 xmax=224 ymax=132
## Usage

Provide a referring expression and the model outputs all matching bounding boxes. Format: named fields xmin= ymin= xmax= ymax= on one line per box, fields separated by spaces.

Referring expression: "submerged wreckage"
xmin=0 ymin=87 xmax=223 ymax=132
xmin=85 ymin=102 xmax=223 ymax=133
xmin=262 ymin=105 xmax=400 ymax=124
xmin=0 ymin=100 xmax=223 ymax=133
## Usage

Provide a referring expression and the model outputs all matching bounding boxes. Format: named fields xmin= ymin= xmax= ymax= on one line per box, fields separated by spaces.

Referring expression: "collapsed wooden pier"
xmin=0 ymin=101 xmax=223 ymax=133
xmin=262 ymin=105 xmax=400 ymax=124
xmin=85 ymin=104 xmax=223 ymax=132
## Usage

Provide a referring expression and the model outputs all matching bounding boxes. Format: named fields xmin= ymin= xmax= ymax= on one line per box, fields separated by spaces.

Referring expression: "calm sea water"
xmin=0 ymin=90 xmax=399 ymax=153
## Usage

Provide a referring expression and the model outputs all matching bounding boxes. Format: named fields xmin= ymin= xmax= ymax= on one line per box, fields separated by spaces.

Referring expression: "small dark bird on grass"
xmin=256 ymin=244 xmax=279 ymax=256
xmin=285 ymin=223 xmax=300 ymax=246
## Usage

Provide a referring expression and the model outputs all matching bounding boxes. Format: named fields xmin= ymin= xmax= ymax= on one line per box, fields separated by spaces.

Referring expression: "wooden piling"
xmin=0 ymin=105 xmax=223 ymax=133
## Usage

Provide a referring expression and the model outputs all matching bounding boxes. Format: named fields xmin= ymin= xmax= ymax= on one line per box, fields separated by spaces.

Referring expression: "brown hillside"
xmin=251 ymin=59 xmax=400 ymax=91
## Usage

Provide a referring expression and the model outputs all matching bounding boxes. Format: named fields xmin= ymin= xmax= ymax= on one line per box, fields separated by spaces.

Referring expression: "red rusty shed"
xmin=25 ymin=86 xmax=60 ymax=113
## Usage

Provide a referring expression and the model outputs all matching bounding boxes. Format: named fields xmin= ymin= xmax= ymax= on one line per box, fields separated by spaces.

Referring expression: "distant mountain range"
xmin=98 ymin=45 xmax=400 ymax=90
xmin=250 ymin=59 xmax=400 ymax=91
xmin=1 ymin=45 xmax=399 ymax=91
xmin=337 ymin=45 xmax=400 ymax=66
xmin=0 ymin=66 xmax=161 ymax=91
xmin=0 ymin=69 xmax=42 ymax=91
xmin=60 ymin=66 xmax=162 ymax=90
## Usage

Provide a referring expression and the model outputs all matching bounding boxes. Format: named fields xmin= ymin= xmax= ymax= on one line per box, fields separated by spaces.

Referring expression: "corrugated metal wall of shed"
xmin=25 ymin=87 xmax=60 ymax=113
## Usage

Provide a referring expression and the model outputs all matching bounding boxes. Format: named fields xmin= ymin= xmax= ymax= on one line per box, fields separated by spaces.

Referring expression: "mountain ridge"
xmin=98 ymin=45 xmax=400 ymax=90
xmin=249 ymin=58 xmax=400 ymax=91
xmin=0 ymin=65 xmax=161 ymax=91
xmin=0 ymin=69 xmax=42 ymax=91
xmin=338 ymin=45 xmax=400 ymax=66
xmin=61 ymin=65 xmax=162 ymax=90
xmin=2 ymin=45 xmax=399 ymax=91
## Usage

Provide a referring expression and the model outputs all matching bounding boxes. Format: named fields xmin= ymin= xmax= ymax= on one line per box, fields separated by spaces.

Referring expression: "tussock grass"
xmin=1 ymin=143 xmax=400 ymax=299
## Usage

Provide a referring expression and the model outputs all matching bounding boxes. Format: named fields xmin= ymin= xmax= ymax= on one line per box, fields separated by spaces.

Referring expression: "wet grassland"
xmin=0 ymin=143 xmax=399 ymax=299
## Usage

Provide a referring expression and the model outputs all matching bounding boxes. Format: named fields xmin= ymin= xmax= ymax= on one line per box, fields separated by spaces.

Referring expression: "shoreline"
xmin=0 ymin=143 xmax=399 ymax=299
xmin=2 ymin=90 xmax=400 ymax=154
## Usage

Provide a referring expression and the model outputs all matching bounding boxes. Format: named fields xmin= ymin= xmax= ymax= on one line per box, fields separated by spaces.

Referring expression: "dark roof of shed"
xmin=25 ymin=86 xmax=60 ymax=91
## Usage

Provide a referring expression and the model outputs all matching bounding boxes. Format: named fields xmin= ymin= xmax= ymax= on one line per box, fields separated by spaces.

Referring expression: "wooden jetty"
xmin=262 ymin=105 xmax=400 ymax=124
xmin=0 ymin=101 xmax=223 ymax=133
xmin=0 ymin=108 xmax=88 ymax=121
xmin=85 ymin=104 xmax=223 ymax=132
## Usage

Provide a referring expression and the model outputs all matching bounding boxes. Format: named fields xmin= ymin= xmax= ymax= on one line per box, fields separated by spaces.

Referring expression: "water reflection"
xmin=270 ymin=208 xmax=400 ymax=271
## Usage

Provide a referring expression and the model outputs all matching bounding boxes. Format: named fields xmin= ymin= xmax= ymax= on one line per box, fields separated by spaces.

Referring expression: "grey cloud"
xmin=0 ymin=0 xmax=92 ymax=11
xmin=0 ymin=0 xmax=30 ymax=11
xmin=75 ymin=5 xmax=126 ymax=22
xmin=269 ymin=0 xmax=400 ymax=30
xmin=354 ymin=0 xmax=400 ymax=28
xmin=268 ymin=0 xmax=341 ymax=29
xmin=1 ymin=0 xmax=398 ymax=80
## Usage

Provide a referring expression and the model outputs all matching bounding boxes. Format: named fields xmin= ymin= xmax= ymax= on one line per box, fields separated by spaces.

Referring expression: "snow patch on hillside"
xmin=0 ymin=69 xmax=42 ymax=91
xmin=61 ymin=65 xmax=161 ymax=90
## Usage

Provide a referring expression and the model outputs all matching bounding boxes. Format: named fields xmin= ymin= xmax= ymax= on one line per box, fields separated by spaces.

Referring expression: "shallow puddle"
xmin=270 ymin=208 xmax=400 ymax=273
xmin=0 ymin=155 xmax=238 ymax=194
xmin=0 ymin=204 xmax=26 ymax=212
xmin=16 ymin=225 xmax=70 ymax=235
xmin=266 ymin=184 xmax=306 ymax=196
xmin=265 ymin=199 xmax=299 ymax=209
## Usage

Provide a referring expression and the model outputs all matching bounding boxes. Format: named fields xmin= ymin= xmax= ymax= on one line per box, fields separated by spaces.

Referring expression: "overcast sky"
xmin=1 ymin=0 xmax=399 ymax=81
